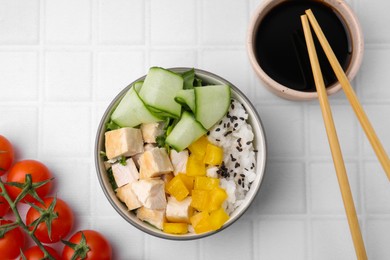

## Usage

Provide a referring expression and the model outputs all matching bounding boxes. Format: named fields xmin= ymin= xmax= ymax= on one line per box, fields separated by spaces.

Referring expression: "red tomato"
xmin=62 ymin=230 xmax=112 ymax=260
xmin=6 ymin=160 xmax=53 ymax=203
xmin=0 ymin=219 xmax=25 ymax=259
xmin=0 ymin=135 xmax=14 ymax=175
xmin=21 ymin=245 xmax=61 ymax=260
xmin=0 ymin=188 xmax=10 ymax=217
xmin=26 ymin=197 xmax=74 ymax=243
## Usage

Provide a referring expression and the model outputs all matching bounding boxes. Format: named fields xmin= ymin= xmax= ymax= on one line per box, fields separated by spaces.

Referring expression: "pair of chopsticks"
xmin=301 ymin=9 xmax=390 ymax=260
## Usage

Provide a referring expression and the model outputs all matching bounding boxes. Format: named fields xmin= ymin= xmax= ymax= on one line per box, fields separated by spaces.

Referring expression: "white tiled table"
xmin=1 ymin=0 xmax=390 ymax=259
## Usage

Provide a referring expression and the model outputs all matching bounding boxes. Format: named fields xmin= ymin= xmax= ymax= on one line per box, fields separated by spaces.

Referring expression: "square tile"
xmin=257 ymin=219 xmax=306 ymax=260
xmin=359 ymin=49 xmax=390 ymax=100
xmin=0 ymin=106 xmax=38 ymax=159
xmin=309 ymin=161 xmax=360 ymax=214
xmin=362 ymin=105 xmax=390 ymax=157
xmin=41 ymin=105 xmax=91 ymax=157
xmin=98 ymin=0 xmax=145 ymax=45
xmin=363 ymin=162 xmax=390 ymax=213
xmin=45 ymin=51 xmax=92 ymax=101
xmin=256 ymin=104 xmax=304 ymax=157
xmin=201 ymin=219 xmax=252 ymax=260
xmin=150 ymin=0 xmax=196 ymax=45
xmin=45 ymin=0 xmax=91 ymax=44
xmin=311 ymin=219 xmax=356 ymax=260
xmin=358 ymin=0 xmax=390 ymax=43
xmin=366 ymin=218 xmax=390 ymax=259
xmin=150 ymin=50 xmax=197 ymax=68
xmin=308 ymin=104 xmax=358 ymax=156
xmin=91 ymin=174 xmax=118 ymax=217
xmin=148 ymin=235 xmax=198 ymax=260
xmin=201 ymin=0 xmax=248 ymax=45
xmin=0 ymin=52 xmax=38 ymax=101
xmin=96 ymin=51 xmax=145 ymax=101
xmin=255 ymin=161 xmax=306 ymax=214
xmin=0 ymin=0 xmax=39 ymax=44
xmin=200 ymin=49 xmax=252 ymax=97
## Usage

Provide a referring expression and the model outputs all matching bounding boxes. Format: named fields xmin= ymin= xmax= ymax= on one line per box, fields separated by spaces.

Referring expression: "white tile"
xmin=256 ymin=104 xmax=304 ymax=157
xmin=41 ymin=105 xmax=91 ymax=157
xmin=200 ymin=49 xmax=252 ymax=97
xmin=309 ymin=161 xmax=360 ymax=214
xmin=150 ymin=0 xmax=196 ymax=45
xmin=91 ymin=174 xmax=118 ymax=217
xmin=311 ymin=219 xmax=356 ymax=260
xmin=45 ymin=0 xmax=91 ymax=44
xmin=363 ymin=162 xmax=390 ymax=213
xmin=201 ymin=0 xmax=248 ymax=45
xmin=362 ymin=105 xmax=390 ymax=157
xmin=148 ymin=236 xmax=198 ymax=260
xmin=0 ymin=0 xmax=39 ymax=44
xmin=366 ymin=218 xmax=390 ymax=260
xmin=96 ymin=51 xmax=145 ymax=101
xmin=0 ymin=52 xmax=38 ymax=101
xmin=308 ymin=104 xmax=358 ymax=156
xmin=202 ymin=219 xmax=252 ymax=260
xmin=0 ymin=106 xmax=38 ymax=159
xmin=150 ymin=50 xmax=197 ymax=69
xmin=45 ymin=51 xmax=92 ymax=101
xmin=255 ymin=162 xmax=306 ymax=214
xmin=258 ymin=219 xmax=306 ymax=260
xmin=358 ymin=1 xmax=390 ymax=43
xmin=359 ymin=49 xmax=390 ymax=100
xmin=98 ymin=0 xmax=145 ymax=45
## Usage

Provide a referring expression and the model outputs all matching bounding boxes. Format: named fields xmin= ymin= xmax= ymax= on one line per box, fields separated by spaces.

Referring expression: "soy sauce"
xmin=255 ymin=0 xmax=352 ymax=91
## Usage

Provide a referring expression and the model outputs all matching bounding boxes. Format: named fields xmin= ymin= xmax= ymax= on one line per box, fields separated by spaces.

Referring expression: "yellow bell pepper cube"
xmin=178 ymin=174 xmax=194 ymax=194
xmin=190 ymin=211 xmax=213 ymax=234
xmin=188 ymin=135 xmax=210 ymax=160
xmin=190 ymin=189 xmax=209 ymax=211
xmin=208 ymin=187 xmax=228 ymax=211
xmin=209 ymin=208 xmax=229 ymax=230
xmin=163 ymin=223 xmax=188 ymax=234
xmin=166 ymin=175 xmax=190 ymax=201
xmin=186 ymin=154 xmax=206 ymax=176
xmin=203 ymin=144 xmax=224 ymax=166
xmin=194 ymin=176 xmax=220 ymax=190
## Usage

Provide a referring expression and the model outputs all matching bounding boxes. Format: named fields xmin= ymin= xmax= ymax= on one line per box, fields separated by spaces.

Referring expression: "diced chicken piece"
xmin=144 ymin=143 xmax=156 ymax=151
xmin=112 ymin=158 xmax=139 ymax=187
xmin=170 ymin=149 xmax=189 ymax=176
xmin=140 ymin=122 xmax=165 ymax=143
xmin=105 ymin=127 xmax=144 ymax=160
xmin=161 ymin=172 xmax=174 ymax=187
xmin=139 ymin=147 xmax=173 ymax=179
xmin=116 ymin=183 xmax=142 ymax=211
xmin=206 ymin=166 xmax=219 ymax=178
xmin=131 ymin=179 xmax=167 ymax=209
xmin=136 ymin=207 xmax=166 ymax=230
xmin=166 ymin=196 xmax=192 ymax=223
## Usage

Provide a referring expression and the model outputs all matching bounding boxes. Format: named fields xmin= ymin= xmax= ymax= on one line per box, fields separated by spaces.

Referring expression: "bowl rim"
xmin=94 ymin=67 xmax=267 ymax=240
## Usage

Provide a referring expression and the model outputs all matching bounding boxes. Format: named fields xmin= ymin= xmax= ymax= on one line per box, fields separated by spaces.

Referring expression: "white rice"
xmin=207 ymin=99 xmax=257 ymax=215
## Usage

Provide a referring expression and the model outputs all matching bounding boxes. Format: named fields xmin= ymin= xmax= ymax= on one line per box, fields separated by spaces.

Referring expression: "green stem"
xmin=0 ymin=179 xmax=56 ymax=260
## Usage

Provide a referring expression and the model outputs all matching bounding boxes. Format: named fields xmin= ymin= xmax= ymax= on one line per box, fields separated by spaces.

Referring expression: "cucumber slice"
xmin=165 ymin=111 xmax=207 ymax=151
xmin=111 ymin=83 xmax=162 ymax=127
xmin=139 ymin=67 xmax=183 ymax=118
xmin=194 ymin=85 xmax=231 ymax=129
xmin=174 ymin=89 xmax=195 ymax=112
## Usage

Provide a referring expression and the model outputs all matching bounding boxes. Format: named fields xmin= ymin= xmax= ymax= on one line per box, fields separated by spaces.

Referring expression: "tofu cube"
xmin=136 ymin=207 xmax=166 ymax=230
xmin=170 ymin=149 xmax=189 ymax=175
xmin=131 ymin=179 xmax=167 ymax=209
xmin=116 ymin=183 xmax=142 ymax=211
xmin=166 ymin=196 xmax=192 ymax=223
xmin=105 ymin=127 xmax=144 ymax=160
xmin=140 ymin=122 xmax=165 ymax=143
xmin=139 ymin=147 xmax=173 ymax=179
xmin=112 ymin=158 xmax=139 ymax=187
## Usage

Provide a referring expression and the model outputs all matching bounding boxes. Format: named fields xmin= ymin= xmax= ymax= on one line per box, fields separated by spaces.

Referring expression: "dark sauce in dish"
xmin=255 ymin=0 xmax=352 ymax=92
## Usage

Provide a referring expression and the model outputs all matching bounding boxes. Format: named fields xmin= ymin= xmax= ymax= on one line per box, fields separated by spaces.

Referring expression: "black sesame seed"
xmin=244 ymin=168 xmax=248 ymax=171
xmin=234 ymin=123 xmax=238 ymax=128
xmin=227 ymin=122 xmax=231 ymax=128
xmin=253 ymin=149 xmax=258 ymax=152
xmin=242 ymin=182 xmax=245 ymax=188
xmin=231 ymin=103 xmax=235 ymax=109
xmin=226 ymin=112 xmax=231 ymax=118
xmin=224 ymin=131 xmax=232 ymax=137
xmin=240 ymin=173 xmax=245 ymax=177
xmin=216 ymin=139 xmax=220 ymax=142
xmin=219 ymin=120 xmax=223 ymax=125
xmin=232 ymin=116 xmax=238 ymax=121
xmin=216 ymin=128 xmax=220 ymax=132
xmin=246 ymin=141 xmax=251 ymax=145
xmin=238 ymin=179 xmax=242 ymax=185
xmin=234 ymin=172 xmax=237 ymax=177
xmin=237 ymin=138 xmax=241 ymax=143
xmin=239 ymin=117 xmax=245 ymax=121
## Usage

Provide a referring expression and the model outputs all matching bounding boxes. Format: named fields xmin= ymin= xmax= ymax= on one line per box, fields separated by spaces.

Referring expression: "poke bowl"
xmin=95 ymin=67 xmax=267 ymax=240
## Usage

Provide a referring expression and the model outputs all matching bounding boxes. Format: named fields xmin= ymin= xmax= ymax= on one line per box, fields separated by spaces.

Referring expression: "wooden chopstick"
xmin=301 ymin=14 xmax=368 ymax=260
xmin=305 ymin=9 xmax=390 ymax=182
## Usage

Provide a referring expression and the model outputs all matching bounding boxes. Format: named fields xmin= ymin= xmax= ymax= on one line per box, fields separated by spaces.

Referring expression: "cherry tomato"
xmin=0 ymin=188 xmax=10 ymax=217
xmin=26 ymin=197 xmax=74 ymax=243
xmin=0 ymin=135 xmax=14 ymax=175
xmin=62 ymin=230 xmax=112 ymax=260
xmin=0 ymin=219 xmax=25 ymax=259
xmin=6 ymin=160 xmax=53 ymax=203
xmin=21 ymin=245 xmax=61 ymax=260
